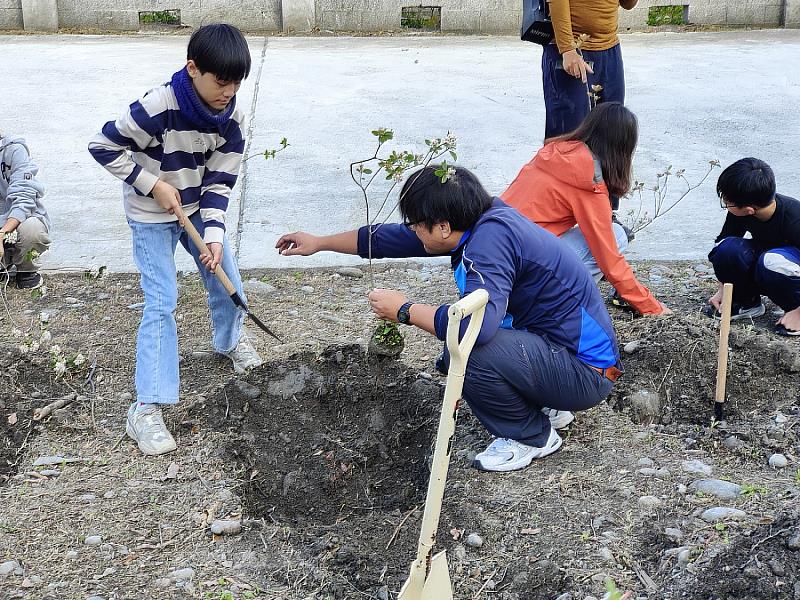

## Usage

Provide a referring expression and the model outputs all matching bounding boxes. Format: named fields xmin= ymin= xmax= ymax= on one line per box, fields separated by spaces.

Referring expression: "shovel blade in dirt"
xmin=398 ymin=551 xmax=452 ymax=600
xmin=182 ymin=218 xmax=282 ymax=343
xmin=397 ymin=289 xmax=489 ymax=600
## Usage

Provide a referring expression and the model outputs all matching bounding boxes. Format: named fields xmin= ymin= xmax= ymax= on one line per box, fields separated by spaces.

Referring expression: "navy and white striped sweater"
xmin=88 ymin=68 xmax=245 ymax=244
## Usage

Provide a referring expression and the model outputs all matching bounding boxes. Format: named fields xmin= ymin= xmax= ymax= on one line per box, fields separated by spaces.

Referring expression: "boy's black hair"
xmin=187 ymin=23 xmax=251 ymax=82
xmin=717 ymin=157 xmax=776 ymax=208
xmin=399 ymin=165 xmax=493 ymax=232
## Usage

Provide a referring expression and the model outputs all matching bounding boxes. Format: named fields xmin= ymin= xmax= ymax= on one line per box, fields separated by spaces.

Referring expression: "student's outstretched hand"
xmin=199 ymin=242 xmax=222 ymax=273
xmin=708 ymin=287 xmax=723 ymax=311
xmin=152 ymin=180 xmax=186 ymax=226
xmin=275 ymin=232 xmax=321 ymax=256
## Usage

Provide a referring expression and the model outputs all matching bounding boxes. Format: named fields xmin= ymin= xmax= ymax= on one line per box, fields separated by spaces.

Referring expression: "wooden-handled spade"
xmin=182 ymin=219 xmax=283 ymax=343
xmin=398 ymin=288 xmax=489 ymax=600
xmin=714 ymin=283 xmax=734 ymax=421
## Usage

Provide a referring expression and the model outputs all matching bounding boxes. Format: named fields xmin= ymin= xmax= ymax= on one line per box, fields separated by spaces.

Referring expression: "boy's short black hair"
xmin=187 ymin=23 xmax=251 ymax=82
xmin=399 ymin=165 xmax=493 ymax=232
xmin=717 ymin=157 xmax=776 ymax=208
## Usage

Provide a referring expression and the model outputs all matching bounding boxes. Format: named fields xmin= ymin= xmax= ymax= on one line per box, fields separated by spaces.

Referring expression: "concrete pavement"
xmin=1 ymin=29 xmax=798 ymax=271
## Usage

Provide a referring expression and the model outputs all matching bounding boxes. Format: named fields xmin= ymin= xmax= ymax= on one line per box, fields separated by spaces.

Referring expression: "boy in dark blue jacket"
xmin=276 ymin=166 xmax=622 ymax=472
xmin=706 ymin=158 xmax=800 ymax=336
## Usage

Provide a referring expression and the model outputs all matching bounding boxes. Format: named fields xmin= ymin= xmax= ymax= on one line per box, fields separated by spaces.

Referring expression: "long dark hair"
xmin=556 ymin=102 xmax=638 ymax=198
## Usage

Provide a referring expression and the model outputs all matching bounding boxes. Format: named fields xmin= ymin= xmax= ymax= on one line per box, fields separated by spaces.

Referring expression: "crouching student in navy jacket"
xmin=706 ymin=158 xmax=800 ymax=336
xmin=276 ymin=166 xmax=623 ymax=472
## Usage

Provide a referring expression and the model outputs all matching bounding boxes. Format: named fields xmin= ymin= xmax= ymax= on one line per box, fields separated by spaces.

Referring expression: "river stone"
xmin=638 ymin=495 xmax=662 ymax=510
xmin=168 ymin=568 xmax=195 ymax=582
xmin=233 ymin=379 xmax=262 ymax=400
xmin=700 ymin=507 xmax=748 ymax=522
xmin=243 ymin=279 xmax=276 ymax=295
xmin=681 ymin=460 xmax=713 ymax=476
xmin=628 ymin=390 xmax=661 ymax=424
xmin=769 ymin=453 xmax=788 ymax=468
xmin=84 ymin=536 xmax=102 ymax=546
xmin=664 ymin=527 xmax=683 ymax=542
xmin=623 ymin=340 xmax=641 ymax=354
xmin=335 ymin=267 xmax=364 ymax=278
xmin=466 ymin=533 xmax=483 ymax=548
xmin=689 ymin=479 xmax=742 ymax=500
xmin=787 ymin=531 xmax=800 ymax=550
xmin=0 ymin=560 xmax=19 ymax=577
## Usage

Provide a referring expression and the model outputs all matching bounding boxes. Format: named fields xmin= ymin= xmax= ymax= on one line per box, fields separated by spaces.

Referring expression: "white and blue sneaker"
xmin=473 ymin=428 xmax=563 ymax=472
xmin=221 ymin=332 xmax=264 ymax=375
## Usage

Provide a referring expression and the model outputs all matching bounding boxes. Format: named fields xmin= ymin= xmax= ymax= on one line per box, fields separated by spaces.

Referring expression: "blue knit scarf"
xmin=170 ymin=67 xmax=236 ymax=128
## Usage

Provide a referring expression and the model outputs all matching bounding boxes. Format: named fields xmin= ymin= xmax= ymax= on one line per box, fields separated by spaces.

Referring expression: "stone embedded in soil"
xmin=664 ymin=527 xmax=683 ymax=542
xmin=466 ymin=533 xmax=484 ymax=548
xmin=168 ymin=568 xmax=195 ymax=582
xmin=688 ymin=479 xmax=742 ymax=500
xmin=623 ymin=340 xmax=641 ymax=354
xmin=628 ymin=390 xmax=661 ymax=424
xmin=743 ymin=564 xmax=762 ymax=579
xmin=700 ymin=507 xmax=748 ymax=522
xmin=637 ymin=457 xmax=654 ymax=467
xmin=32 ymin=455 xmax=83 ymax=467
xmin=598 ymin=547 xmax=615 ymax=563
xmin=0 ymin=560 xmax=20 ymax=577
xmin=244 ymin=279 xmax=276 ymax=295
xmin=769 ymin=453 xmax=788 ymax=468
xmin=335 ymin=267 xmax=364 ymax=278
xmin=723 ymin=435 xmax=744 ymax=451
xmin=210 ymin=519 xmax=242 ymax=536
xmin=84 ymin=535 xmax=102 ymax=546
xmin=554 ymin=594 xmax=573 ymax=600
xmin=300 ymin=285 xmax=315 ymax=293
xmin=66 ymin=551 xmax=78 ymax=559
xmin=677 ymin=547 xmax=693 ymax=567
xmin=376 ymin=586 xmax=389 ymax=600
xmin=681 ymin=459 xmax=713 ymax=476
xmin=638 ymin=495 xmax=662 ymax=510
xmin=787 ymin=531 xmax=800 ymax=550
xmin=769 ymin=558 xmax=786 ymax=576
xmin=234 ymin=379 xmax=262 ymax=400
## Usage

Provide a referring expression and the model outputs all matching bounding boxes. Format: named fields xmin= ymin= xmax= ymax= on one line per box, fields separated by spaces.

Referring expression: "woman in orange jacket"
xmin=501 ymin=102 xmax=669 ymax=315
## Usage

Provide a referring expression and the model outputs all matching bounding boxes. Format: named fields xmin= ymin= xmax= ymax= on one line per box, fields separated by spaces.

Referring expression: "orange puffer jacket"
xmin=502 ymin=140 xmax=662 ymax=315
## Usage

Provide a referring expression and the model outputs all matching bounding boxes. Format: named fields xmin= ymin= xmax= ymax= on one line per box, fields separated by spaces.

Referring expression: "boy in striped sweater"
xmin=89 ymin=23 xmax=263 ymax=456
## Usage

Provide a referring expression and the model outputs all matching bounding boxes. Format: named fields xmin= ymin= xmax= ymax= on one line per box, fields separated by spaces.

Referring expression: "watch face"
xmin=398 ymin=303 xmax=412 ymax=324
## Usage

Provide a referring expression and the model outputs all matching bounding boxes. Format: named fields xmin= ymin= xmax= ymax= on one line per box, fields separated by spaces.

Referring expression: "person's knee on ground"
xmin=708 ymin=237 xmax=762 ymax=304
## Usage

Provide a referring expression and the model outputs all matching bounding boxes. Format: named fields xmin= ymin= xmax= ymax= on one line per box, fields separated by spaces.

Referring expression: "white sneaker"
xmin=125 ymin=403 xmax=177 ymax=456
xmin=222 ymin=333 xmax=263 ymax=375
xmin=473 ymin=428 xmax=563 ymax=472
xmin=541 ymin=407 xmax=575 ymax=429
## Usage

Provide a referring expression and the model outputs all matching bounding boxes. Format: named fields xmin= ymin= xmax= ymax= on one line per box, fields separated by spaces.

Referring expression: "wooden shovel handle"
xmin=715 ymin=283 xmax=734 ymax=404
xmin=182 ymin=217 xmax=237 ymax=296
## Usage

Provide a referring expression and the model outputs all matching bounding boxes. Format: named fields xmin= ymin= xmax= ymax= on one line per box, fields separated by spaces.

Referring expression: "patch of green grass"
xmin=139 ymin=9 xmax=180 ymax=25
xmin=647 ymin=5 xmax=685 ymax=26
xmin=401 ymin=6 xmax=441 ymax=30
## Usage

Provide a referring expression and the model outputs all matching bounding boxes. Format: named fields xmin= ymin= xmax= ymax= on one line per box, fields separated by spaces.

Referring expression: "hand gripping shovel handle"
xmin=398 ymin=289 xmax=489 ymax=600
xmin=714 ymin=283 xmax=733 ymax=420
xmin=182 ymin=219 xmax=283 ymax=343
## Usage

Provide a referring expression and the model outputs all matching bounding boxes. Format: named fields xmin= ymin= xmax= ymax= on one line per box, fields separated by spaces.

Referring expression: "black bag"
xmin=521 ymin=0 xmax=554 ymax=45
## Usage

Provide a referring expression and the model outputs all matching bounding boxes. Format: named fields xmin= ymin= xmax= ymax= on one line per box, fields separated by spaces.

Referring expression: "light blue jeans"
xmin=559 ymin=223 xmax=629 ymax=282
xmin=128 ymin=211 xmax=245 ymax=404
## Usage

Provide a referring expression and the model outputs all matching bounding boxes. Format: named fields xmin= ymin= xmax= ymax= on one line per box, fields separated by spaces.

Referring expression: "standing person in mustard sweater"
xmin=543 ymin=0 xmax=638 ymax=138
xmin=503 ymin=103 xmax=670 ymax=316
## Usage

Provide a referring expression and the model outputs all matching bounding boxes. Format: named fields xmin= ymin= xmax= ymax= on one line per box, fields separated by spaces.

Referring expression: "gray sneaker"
xmin=222 ymin=333 xmax=263 ymax=374
xmin=541 ymin=407 xmax=575 ymax=429
xmin=125 ymin=403 xmax=177 ymax=456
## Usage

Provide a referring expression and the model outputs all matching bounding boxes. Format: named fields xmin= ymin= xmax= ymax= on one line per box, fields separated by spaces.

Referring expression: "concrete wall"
xmin=0 ymin=0 xmax=797 ymax=32
xmin=55 ymin=0 xmax=280 ymax=31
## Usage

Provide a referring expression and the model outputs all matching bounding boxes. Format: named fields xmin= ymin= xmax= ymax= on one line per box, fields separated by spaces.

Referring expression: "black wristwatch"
xmin=397 ymin=302 xmax=414 ymax=325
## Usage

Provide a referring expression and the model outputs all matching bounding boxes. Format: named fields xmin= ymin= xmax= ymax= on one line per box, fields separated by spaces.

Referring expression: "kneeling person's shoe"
xmin=16 ymin=272 xmax=43 ymax=290
xmin=541 ymin=407 xmax=575 ymax=429
xmin=222 ymin=333 xmax=264 ymax=374
xmin=473 ymin=428 xmax=562 ymax=472
xmin=703 ymin=299 xmax=765 ymax=321
xmin=126 ymin=403 xmax=177 ymax=456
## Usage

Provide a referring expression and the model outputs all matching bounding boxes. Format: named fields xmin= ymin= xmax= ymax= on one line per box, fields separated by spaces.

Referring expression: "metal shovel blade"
xmin=398 ymin=552 xmax=452 ymax=600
